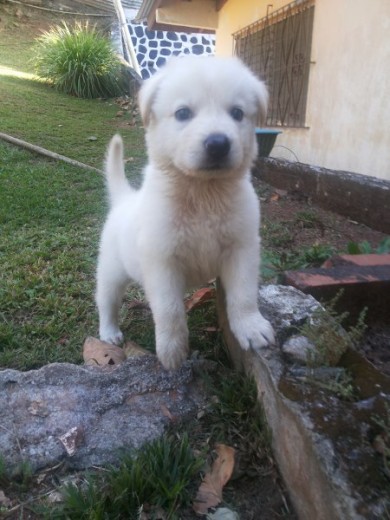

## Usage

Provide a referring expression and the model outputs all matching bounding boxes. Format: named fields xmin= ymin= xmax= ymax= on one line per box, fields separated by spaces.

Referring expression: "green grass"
xmin=0 ymin=143 xmax=104 ymax=368
xmin=47 ymin=434 xmax=203 ymax=519
xmin=0 ymin=8 xmax=149 ymax=368
xmin=0 ymin=16 xmax=144 ymax=168
xmin=41 ymin=373 xmax=271 ymax=519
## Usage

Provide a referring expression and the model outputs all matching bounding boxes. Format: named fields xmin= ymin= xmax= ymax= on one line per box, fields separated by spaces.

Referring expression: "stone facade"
xmin=127 ymin=21 xmax=215 ymax=79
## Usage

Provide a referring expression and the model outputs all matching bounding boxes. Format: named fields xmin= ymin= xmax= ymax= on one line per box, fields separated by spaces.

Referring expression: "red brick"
xmin=283 ymin=260 xmax=390 ymax=324
xmin=322 ymin=254 xmax=390 ymax=269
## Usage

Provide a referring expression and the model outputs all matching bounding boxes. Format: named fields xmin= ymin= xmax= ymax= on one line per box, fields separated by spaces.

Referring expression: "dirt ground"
xmin=256 ymin=177 xmax=390 ymax=378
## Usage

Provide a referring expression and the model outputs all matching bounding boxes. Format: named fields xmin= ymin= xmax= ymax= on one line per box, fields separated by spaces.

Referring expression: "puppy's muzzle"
xmin=204 ymin=133 xmax=231 ymax=167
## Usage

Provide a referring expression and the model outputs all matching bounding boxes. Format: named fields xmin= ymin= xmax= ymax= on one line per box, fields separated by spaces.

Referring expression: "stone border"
xmin=216 ymin=282 xmax=389 ymax=520
xmin=253 ymin=158 xmax=390 ymax=234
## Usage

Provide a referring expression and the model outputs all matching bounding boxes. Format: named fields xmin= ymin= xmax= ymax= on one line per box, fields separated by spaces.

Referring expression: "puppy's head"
xmin=139 ymin=56 xmax=268 ymax=179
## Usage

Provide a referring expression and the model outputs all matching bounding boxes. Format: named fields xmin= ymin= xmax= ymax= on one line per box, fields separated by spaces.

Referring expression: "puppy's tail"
xmin=105 ymin=134 xmax=133 ymax=206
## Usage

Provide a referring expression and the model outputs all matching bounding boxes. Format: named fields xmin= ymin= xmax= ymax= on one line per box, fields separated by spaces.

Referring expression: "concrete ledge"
xmin=253 ymin=158 xmax=390 ymax=234
xmin=216 ymin=282 xmax=390 ymax=520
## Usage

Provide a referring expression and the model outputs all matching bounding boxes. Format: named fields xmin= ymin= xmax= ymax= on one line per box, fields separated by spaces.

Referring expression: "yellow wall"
xmin=216 ymin=0 xmax=390 ymax=181
xmin=215 ymin=0 xmax=289 ymax=55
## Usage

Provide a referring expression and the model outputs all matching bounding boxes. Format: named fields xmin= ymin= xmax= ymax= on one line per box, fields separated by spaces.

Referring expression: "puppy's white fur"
xmin=96 ymin=56 xmax=275 ymax=370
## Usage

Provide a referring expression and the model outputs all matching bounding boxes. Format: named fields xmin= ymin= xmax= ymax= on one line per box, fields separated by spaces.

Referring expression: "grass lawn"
xmin=0 ymin=143 xmax=105 ymax=368
xmin=0 ymin=12 xmax=145 ymax=168
xmin=0 ymin=8 xmax=148 ymax=369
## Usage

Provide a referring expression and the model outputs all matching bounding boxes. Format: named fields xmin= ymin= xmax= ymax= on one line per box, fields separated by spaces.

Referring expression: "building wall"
xmin=215 ymin=0 xmax=390 ymax=181
xmin=121 ymin=9 xmax=215 ymax=80
xmin=128 ymin=22 xmax=215 ymax=78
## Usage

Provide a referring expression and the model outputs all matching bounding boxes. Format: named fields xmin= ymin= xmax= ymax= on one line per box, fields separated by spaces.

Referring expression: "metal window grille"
xmin=234 ymin=0 xmax=315 ymax=128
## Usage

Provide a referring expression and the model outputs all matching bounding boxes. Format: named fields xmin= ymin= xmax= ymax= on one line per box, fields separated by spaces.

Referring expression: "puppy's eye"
xmin=230 ymin=107 xmax=244 ymax=122
xmin=175 ymin=107 xmax=193 ymax=122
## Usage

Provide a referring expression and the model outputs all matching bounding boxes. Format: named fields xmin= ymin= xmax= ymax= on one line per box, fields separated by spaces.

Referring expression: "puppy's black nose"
xmin=204 ymin=133 xmax=231 ymax=160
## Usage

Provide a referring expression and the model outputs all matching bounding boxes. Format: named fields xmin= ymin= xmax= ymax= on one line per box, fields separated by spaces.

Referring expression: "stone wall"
xmin=127 ymin=21 xmax=215 ymax=79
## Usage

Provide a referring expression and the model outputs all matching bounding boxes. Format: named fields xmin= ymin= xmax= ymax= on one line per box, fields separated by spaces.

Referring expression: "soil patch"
xmin=255 ymin=178 xmax=387 ymax=253
xmin=255 ymin=177 xmax=389 ymax=377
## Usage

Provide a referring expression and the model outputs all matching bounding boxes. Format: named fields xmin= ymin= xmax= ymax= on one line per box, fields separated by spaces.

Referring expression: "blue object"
xmin=255 ymin=128 xmax=282 ymax=157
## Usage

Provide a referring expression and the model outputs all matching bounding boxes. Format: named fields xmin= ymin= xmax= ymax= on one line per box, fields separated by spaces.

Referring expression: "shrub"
xmin=33 ymin=21 xmax=127 ymax=98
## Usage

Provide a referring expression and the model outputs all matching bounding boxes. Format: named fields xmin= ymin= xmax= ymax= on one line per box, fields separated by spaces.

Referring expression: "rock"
xmin=258 ymin=284 xmax=322 ymax=340
xmin=216 ymin=282 xmax=390 ymax=520
xmin=282 ymin=335 xmax=316 ymax=364
xmin=0 ymin=356 xmax=206 ymax=473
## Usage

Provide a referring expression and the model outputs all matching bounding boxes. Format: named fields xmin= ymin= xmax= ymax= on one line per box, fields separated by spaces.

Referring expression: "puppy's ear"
xmin=254 ymin=79 xmax=269 ymax=126
xmin=138 ymin=70 xmax=164 ymax=127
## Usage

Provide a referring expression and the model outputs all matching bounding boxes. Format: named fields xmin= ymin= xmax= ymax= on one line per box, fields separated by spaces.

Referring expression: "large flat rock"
xmin=0 ymin=356 xmax=205 ymax=472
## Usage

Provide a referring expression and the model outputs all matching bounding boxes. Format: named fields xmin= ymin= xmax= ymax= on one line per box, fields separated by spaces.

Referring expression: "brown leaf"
xmin=203 ymin=326 xmax=220 ymax=333
xmin=123 ymin=340 xmax=150 ymax=358
xmin=83 ymin=337 xmax=126 ymax=367
xmin=193 ymin=444 xmax=235 ymax=515
xmin=373 ymin=433 xmax=388 ymax=455
xmin=0 ymin=490 xmax=11 ymax=508
xmin=58 ymin=426 xmax=84 ymax=457
xmin=160 ymin=403 xmax=175 ymax=422
xmin=126 ymin=299 xmax=149 ymax=310
xmin=185 ymin=287 xmax=216 ymax=312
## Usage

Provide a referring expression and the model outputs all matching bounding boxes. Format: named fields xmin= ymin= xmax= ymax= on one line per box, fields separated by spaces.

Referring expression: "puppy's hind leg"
xmin=96 ymin=255 xmax=128 ymax=345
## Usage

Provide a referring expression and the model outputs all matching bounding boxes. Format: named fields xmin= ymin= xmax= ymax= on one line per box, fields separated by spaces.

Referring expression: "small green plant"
xmin=347 ymin=237 xmax=390 ymax=255
xmin=0 ymin=454 xmax=7 ymax=485
xmin=295 ymin=210 xmax=323 ymax=229
xmin=305 ymin=369 xmax=356 ymax=401
xmin=55 ymin=434 xmax=203 ymax=518
xmin=261 ymin=244 xmax=334 ymax=281
xmin=301 ymin=291 xmax=367 ymax=368
xmin=300 ymin=243 xmax=334 ymax=267
xmin=373 ymin=403 xmax=390 ymax=479
xmin=33 ymin=21 xmax=126 ymax=98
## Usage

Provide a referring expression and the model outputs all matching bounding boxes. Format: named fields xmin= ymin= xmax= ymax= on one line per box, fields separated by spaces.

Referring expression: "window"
xmin=234 ymin=0 xmax=315 ymax=128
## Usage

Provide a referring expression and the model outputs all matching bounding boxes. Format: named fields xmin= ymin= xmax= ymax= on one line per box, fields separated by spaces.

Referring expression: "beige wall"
xmin=215 ymin=0 xmax=390 ymax=181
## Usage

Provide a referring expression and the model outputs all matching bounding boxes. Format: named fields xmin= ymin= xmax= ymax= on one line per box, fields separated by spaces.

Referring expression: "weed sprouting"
xmin=295 ymin=210 xmax=323 ymax=229
xmin=347 ymin=237 xmax=390 ymax=255
xmin=300 ymin=291 xmax=367 ymax=368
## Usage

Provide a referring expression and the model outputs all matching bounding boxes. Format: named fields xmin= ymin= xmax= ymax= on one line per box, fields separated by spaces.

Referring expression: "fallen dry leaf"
xmin=160 ymin=403 xmax=175 ymax=421
xmin=126 ymin=300 xmax=149 ymax=310
xmin=185 ymin=287 xmax=216 ymax=312
xmin=203 ymin=326 xmax=220 ymax=333
xmin=0 ymin=490 xmax=11 ymax=508
xmin=123 ymin=340 xmax=150 ymax=358
xmin=83 ymin=337 xmax=126 ymax=366
xmin=58 ymin=426 xmax=84 ymax=457
xmin=193 ymin=444 xmax=235 ymax=515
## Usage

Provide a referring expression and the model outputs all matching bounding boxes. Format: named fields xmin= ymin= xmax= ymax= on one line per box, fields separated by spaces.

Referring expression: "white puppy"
xmin=96 ymin=55 xmax=275 ymax=370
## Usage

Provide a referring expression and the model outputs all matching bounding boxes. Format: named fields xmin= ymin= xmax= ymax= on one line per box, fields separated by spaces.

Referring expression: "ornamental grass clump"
xmin=33 ymin=21 xmax=126 ymax=98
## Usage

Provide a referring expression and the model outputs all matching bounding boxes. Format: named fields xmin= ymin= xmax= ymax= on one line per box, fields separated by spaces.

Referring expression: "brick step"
xmin=283 ymin=254 xmax=390 ymax=324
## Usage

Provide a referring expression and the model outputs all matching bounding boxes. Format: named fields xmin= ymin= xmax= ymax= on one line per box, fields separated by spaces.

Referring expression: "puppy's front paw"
xmin=99 ymin=326 xmax=124 ymax=346
xmin=156 ymin=333 xmax=189 ymax=371
xmin=230 ymin=312 xmax=275 ymax=352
